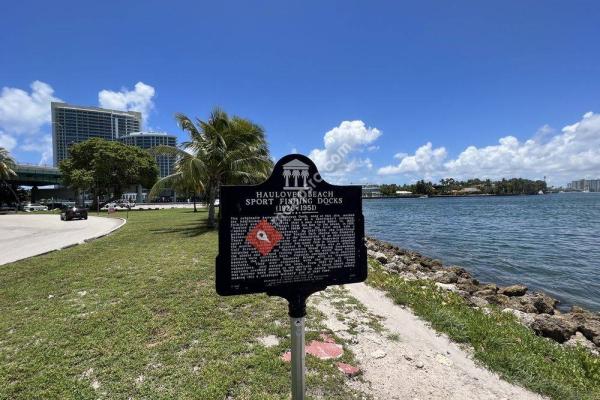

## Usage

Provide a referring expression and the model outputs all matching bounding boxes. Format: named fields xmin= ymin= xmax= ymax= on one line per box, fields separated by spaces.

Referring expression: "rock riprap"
xmin=366 ymin=237 xmax=600 ymax=353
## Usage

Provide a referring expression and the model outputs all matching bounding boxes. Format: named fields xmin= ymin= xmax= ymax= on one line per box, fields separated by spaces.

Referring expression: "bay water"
xmin=363 ymin=193 xmax=600 ymax=311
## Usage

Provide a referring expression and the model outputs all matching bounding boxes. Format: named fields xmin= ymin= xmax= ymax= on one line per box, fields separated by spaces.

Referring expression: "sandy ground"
xmin=311 ymin=283 xmax=546 ymax=400
xmin=0 ymin=214 xmax=124 ymax=265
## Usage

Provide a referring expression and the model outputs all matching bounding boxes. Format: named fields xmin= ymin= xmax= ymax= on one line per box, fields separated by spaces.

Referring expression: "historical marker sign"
xmin=216 ymin=154 xmax=367 ymax=298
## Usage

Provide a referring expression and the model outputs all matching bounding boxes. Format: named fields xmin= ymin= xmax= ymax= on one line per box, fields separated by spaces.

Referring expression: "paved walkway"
xmin=0 ymin=214 xmax=125 ymax=265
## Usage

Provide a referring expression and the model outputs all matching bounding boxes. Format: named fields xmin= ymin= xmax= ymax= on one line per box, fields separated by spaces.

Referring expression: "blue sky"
xmin=1 ymin=0 xmax=599 ymax=185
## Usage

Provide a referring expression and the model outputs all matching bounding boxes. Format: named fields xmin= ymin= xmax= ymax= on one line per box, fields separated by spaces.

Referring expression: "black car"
xmin=60 ymin=205 xmax=88 ymax=221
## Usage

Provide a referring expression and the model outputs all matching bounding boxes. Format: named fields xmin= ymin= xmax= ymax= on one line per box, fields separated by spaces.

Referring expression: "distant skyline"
xmin=1 ymin=1 xmax=599 ymax=186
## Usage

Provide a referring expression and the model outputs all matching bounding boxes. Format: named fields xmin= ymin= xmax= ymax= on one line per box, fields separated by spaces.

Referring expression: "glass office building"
xmin=118 ymin=132 xmax=177 ymax=178
xmin=51 ymin=102 xmax=142 ymax=166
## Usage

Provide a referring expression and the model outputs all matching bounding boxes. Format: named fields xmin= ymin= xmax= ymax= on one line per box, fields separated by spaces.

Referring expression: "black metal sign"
xmin=216 ymin=154 xmax=367 ymax=299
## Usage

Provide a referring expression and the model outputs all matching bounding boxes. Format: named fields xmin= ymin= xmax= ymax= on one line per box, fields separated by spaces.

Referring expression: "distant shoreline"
xmin=364 ymin=193 xmax=542 ymax=199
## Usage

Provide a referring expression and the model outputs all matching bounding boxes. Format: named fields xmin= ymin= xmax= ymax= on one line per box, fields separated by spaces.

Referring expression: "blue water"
xmin=363 ymin=193 xmax=600 ymax=311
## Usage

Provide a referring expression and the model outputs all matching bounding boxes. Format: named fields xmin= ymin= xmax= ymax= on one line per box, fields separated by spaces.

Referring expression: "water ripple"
xmin=364 ymin=193 xmax=600 ymax=311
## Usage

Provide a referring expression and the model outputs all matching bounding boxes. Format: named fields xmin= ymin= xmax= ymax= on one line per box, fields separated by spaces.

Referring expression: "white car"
xmin=22 ymin=203 xmax=48 ymax=212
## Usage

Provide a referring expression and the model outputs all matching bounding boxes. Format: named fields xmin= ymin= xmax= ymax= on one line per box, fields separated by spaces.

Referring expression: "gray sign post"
xmin=291 ymin=316 xmax=305 ymax=399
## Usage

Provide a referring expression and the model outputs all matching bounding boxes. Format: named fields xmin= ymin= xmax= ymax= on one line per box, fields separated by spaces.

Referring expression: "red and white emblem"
xmin=246 ymin=219 xmax=282 ymax=256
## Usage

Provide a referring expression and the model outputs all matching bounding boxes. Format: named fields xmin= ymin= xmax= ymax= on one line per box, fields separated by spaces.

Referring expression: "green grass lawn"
xmin=0 ymin=209 xmax=363 ymax=400
xmin=367 ymin=260 xmax=600 ymax=400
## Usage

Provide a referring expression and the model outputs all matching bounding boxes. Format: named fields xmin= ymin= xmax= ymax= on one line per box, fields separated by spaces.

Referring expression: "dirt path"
xmin=310 ymin=282 xmax=546 ymax=400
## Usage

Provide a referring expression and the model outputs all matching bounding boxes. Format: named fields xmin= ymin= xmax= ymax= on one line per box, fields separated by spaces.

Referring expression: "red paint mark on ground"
xmin=281 ymin=333 xmax=343 ymax=362
xmin=336 ymin=362 xmax=361 ymax=377
xmin=306 ymin=340 xmax=343 ymax=360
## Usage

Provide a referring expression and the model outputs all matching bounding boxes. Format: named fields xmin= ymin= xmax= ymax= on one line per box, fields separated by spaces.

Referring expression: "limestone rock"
xmin=373 ymin=251 xmax=388 ymax=264
xmin=484 ymin=294 xmax=511 ymax=307
xmin=579 ymin=319 xmax=600 ymax=347
xmin=532 ymin=293 xmax=557 ymax=314
xmin=499 ymin=284 xmax=528 ymax=297
xmin=507 ymin=296 xmax=538 ymax=314
xmin=473 ymin=289 xmax=496 ymax=297
xmin=457 ymin=281 xmax=480 ymax=294
xmin=435 ymin=282 xmax=459 ymax=293
xmin=531 ymin=314 xmax=577 ymax=343
xmin=502 ymin=308 xmax=535 ymax=327
xmin=564 ymin=332 xmax=599 ymax=354
xmin=480 ymin=283 xmax=498 ymax=292
xmin=433 ymin=271 xmax=459 ymax=284
xmin=469 ymin=296 xmax=489 ymax=308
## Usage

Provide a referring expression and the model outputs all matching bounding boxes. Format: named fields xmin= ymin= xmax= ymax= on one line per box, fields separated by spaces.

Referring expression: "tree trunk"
xmin=2 ymin=180 xmax=19 ymax=213
xmin=193 ymin=195 xmax=197 ymax=212
xmin=207 ymin=188 xmax=216 ymax=228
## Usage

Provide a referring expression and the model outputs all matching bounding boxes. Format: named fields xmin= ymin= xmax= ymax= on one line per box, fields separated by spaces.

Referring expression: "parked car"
xmin=22 ymin=203 xmax=48 ymax=212
xmin=60 ymin=205 xmax=88 ymax=221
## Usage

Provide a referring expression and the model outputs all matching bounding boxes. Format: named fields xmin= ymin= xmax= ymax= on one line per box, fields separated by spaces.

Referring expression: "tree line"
xmin=379 ymin=177 xmax=547 ymax=196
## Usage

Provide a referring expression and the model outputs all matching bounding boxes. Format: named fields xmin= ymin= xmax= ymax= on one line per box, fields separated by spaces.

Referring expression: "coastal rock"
xmin=507 ymin=296 xmax=538 ymax=314
xmin=415 ymin=271 xmax=431 ymax=280
xmin=366 ymin=240 xmax=377 ymax=251
xmin=473 ymin=289 xmax=496 ymax=298
xmin=469 ymin=296 xmax=489 ymax=308
xmin=568 ymin=306 xmax=600 ymax=347
xmin=447 ymin=266 xmax=471 ymax=279
xmin=531 ymin=314 xmax=577 ymax=343
xmin=499 ymin=284 xmax=528 ymax=297
xmin=578 ymin=320 xmax=600 ymax=347
xmin=502 ymin=308 xmax=535 ymax=327
xmin=480 ymin=283 xmax=499 ymax=293
xmin=435 ymin=282 xmax=459 ymax=293
xmin=457 ymin=280 xmax=480 ymax=294
xmin=564 ymin=332 xmax=599 ymax=354
xmin=458 ymin=277 xmax=479 ymax=286
xmin=484 ymin=294 xmax=511 ymax=307
xmin=420 ymin=257 xmax=442 ymax=270
xmin=399 ymin=272 xmax=418 ymax=281
xmin=531 ymin=293 xmax=557 ymax=314
xmin=432 ymin=271 xmax=459 ymax=284
xmin=373 ymin=252 xmax=388 ymax=264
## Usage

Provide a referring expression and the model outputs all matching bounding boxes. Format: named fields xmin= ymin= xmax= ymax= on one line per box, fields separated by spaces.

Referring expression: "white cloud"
xmin=308 ymin=120 xmax=381 ymax=181
xmin=0 ymin=81 xmax=61 ymax=135
xmin=378 ymin=112 xmax=600 ymax=185
xmin=0 ymin=131 xmax=17 ymax=151
xmin=21 ymin=134 xmax=53 ymax=165
xmin=378 ymin=142 xmax=448 ymax=181
xmin=98 ymin=82 xmax=155 ymax=123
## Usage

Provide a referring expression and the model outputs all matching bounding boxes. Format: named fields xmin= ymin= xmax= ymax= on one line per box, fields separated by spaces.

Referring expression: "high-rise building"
xmin=567 ymin=179 xmax=600 ymax=192
xmin=118 ymin=132 xmax=177 ymax=178
xmin=51 ymin=102 xmax=142 ymax=166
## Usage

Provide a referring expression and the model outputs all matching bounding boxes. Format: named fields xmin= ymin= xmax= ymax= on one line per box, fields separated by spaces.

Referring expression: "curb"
xmin=82 ymin=217 xmax=126 ymax=244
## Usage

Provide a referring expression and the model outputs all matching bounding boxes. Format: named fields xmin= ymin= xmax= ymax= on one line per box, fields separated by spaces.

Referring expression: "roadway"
xmin=0 ymin=215 xmax=125 ymax=265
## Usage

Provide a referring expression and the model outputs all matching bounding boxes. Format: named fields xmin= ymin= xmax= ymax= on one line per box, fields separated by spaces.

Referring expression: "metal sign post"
xmin=215 ymin=154 xmax=367 ymax=398
xmin=290 ymin=315 xmax=305 ymax=399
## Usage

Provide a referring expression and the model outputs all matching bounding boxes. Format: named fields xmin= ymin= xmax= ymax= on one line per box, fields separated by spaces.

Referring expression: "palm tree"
xmin=0 ymin=147 xmax=19 ymax=209
xmin=0 ymin=147 xmax=16 ymax=180
xmin=149 ymin=108 xmax=272 ymax=228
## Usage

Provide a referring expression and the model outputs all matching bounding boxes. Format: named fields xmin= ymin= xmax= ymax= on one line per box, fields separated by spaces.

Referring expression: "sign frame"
xmin=215 ymin=154 xmax=367 ymax=301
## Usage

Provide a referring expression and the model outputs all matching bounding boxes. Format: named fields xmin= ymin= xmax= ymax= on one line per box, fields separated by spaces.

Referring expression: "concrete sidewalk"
xmin=0 ymin=214 xmax=125 ymax=265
